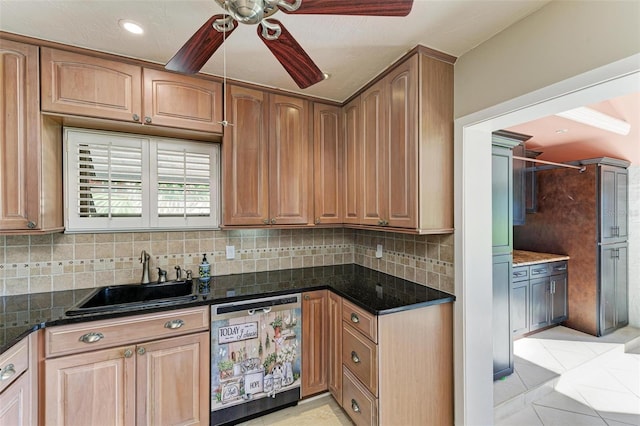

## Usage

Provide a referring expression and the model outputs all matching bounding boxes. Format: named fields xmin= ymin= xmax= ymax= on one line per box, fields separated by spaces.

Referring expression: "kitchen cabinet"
xmin=301 ymin=290 xmax=328 ymax=397
xmin=0 ymin=334 xmax=37 ymax=426
xmin=223 ymin=84 xmax=313 ymax=227
xmin=43 ymin=307 xmax=209 ymax=425
xmin=513 ymin=158 xmax=629 ymax=336
xmin=511 ymin=261 xmax=568 ymax=337
xmin=340 ymin=298 xmax=453 ymax=425
xmin=313 ymin=103 xmax=343 ymax=225
xmin=346 ymin=50 xmax=454 ymax=232
xmin=600 ymin=243 xmax=628 ymax=335
xmin=491 ymin=135 xmax=518 ymax=379
xmin=0 ymin=38 xmax=63 ymax=234
xmin=327 ymin=291 xmax=343 ymax=404
xmin=342 ymin=97 xmax=361 ymax=224
xmin=40 ymin=47 xmax=223 ymax=134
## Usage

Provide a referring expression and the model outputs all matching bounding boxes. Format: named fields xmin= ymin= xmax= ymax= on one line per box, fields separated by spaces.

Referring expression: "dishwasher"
xmin=210 ymin=294 xmax=302 ymax=425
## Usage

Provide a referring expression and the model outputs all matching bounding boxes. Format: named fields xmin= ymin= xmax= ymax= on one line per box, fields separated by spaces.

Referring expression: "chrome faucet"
xmin=140 ymin=250 xmax=151 ymax=284
xmin=174 ymin=265 xmax=182 ymax=281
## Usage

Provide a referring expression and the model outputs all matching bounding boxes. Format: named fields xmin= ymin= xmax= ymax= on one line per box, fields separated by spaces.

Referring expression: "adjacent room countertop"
xmin=513 ymin=250 xmax=570 ymax=266
xmin=0 ymin=264 xmax=455 ymax=354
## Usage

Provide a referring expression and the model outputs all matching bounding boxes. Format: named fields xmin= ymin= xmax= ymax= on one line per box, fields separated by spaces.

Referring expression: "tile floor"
xmin=495 ymin=325 xmax=640 ymax=426
xmin=239 ymin=325 xmax=640 ymax=426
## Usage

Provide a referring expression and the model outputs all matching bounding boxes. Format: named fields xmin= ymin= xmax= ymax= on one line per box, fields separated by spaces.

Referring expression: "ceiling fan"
xmin=165 ymin=0 xmax=414 ymax=89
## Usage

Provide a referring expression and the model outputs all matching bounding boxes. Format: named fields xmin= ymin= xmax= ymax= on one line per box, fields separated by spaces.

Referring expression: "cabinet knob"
xmin=137 ymin=347 xmax=146 ymax=356
xmin=378 ymin=219 xmax=384 ymax=226
xmin=27 ymin=221 xmax=36 ymax=229
xmin=132 ymin=113 xmax=140 ymax=122
xmin=79 ymin=332 xmax=104 ymax=344
xmin=164 ymin=319 xmax=185 ymax=329
xmin=315 ymin=218 xmax=320 ymax=225
xmin=270 ymin=218 xmax=276 ymax=224
xmin=123 ymin=349 xmax=134 ymax=358
xmin=351 ymin=399 xmax=361 ymax=413
xmin=351 ymin=351 xmax=361 ymax=364
xmin=303 ymin=294 xmax=310 ymax=301
xmin=350 ymin=313 xmax=360 ymax=323
xmin=144 ymin=116 xmax=152 ymax=124
xmin=0 ymin=364 xmax=16 ymax=381
xmin=263 ymin=219 xmax=270 ymax=225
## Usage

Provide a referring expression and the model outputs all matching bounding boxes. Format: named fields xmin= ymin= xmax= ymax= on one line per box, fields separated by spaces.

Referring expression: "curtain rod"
xmin=513 ymin=155 xmax=586 ymax=173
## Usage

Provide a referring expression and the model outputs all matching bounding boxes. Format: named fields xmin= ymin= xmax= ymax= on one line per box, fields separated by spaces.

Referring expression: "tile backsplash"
xmin=0 ymin=228 xmax=454 ymax=296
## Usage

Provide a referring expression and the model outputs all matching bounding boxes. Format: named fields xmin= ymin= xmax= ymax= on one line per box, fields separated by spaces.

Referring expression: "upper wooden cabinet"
xmin=223 ymin=85 xmax=313 ymax=227
xmin=313 ymin=103 xmax=343 ymax=225
xmin=41 ymin=47 xmax=223 ymax=134
xmin=0 ymin=39 xmax=63 ymax=234
xmin=341 ymin=51 xmax=453 ymax=233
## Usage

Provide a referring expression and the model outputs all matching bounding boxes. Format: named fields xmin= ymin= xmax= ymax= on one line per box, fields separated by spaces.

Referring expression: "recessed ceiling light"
xmin=555 ymin=128 xmax=569 ymax=134
xmin=119 ymin=19 xmax=144 ymax=35
xmin=555 ymin=106 xmax=630 ymax=136
xmin=323 ymin=73 xmax=331 ymax=80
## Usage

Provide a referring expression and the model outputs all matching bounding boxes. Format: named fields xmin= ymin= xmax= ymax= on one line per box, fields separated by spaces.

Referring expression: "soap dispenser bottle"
xmin=199 ymin=253 xmax=211 ymax=282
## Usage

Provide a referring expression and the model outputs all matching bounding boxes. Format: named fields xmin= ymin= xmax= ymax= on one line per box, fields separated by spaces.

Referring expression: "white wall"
xmin=453 ymin=1 xmax=640 ymax=424
xmin=454 ymin=0 xmax=640 ymax=118
xmin=629 ymin=166 xmax=640 ymax=327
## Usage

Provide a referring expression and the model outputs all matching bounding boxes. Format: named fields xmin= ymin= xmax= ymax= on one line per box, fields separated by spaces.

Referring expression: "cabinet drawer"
xmin=529 ymin=263 xmax=551 ymax=278
xmin=343 ymin=324 xmax=378 ymax=396
xmin=342 ymin=367 xmax=378 ymax=426
xmin=45 ymin=306 xmax=208 ymax=357
xmin=550 ymin=261 xmax=568 ymax=275
xmin=342 ymin=299 xmax=377 ymax=343
xmin=0 ymin=337 xmax=29 ymax=393
xmin=512 ymin=266 xmax=529 ymax=282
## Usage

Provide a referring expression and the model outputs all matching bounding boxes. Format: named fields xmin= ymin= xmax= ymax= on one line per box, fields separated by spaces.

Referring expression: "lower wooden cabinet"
xmin=43 ymin=307 xmax=210 ymax=426
xmin=301 ymin=290 xmax=328 ymax=397
xmin=0 ymin=334 xmax=37 ymax=426
xmin=339 ymin=297 xmax=453 ymax=425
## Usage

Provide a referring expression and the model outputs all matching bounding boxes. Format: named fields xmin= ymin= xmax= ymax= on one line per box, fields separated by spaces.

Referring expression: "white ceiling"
xmin=1 ymin=0 xmax=637 ymax=165
xmin=0 ymin=0 xmax=550 ymax=102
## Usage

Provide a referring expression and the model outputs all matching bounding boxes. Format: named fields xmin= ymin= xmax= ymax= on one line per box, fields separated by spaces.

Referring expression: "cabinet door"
xmin=313 ymin=103 xmax=343 ymax=224
xmin=269 ymin=94 xmax=313 ymax=225
xmin=44 ymin=345 xmax=135 ymax=426
xmin=385 ymin=56 xmax=418 ymax=229
xmin=600 ymin=166 xmax=628 ymax=242
xmin=0 ymin=370 xmax=32 ymax=426
xmin=550 ymin=273 xmax=568 ymax=324
xmin=142 ymin=68 xmax=222 ymax=133
xmin=41 ymin=48 xmax=142 ymax=122
xmin=301 ymin=290 xmax=328 ymax=397
xmin=360 ymin=82 xmax=386 ymax=226
xmin=511 ymin=279 xmax=529 ymax=336
xmin=615 ymin=245 xmax=629 ymax=327
xmin=512 ymin=142 xmax=526 ymax=225
xmin=0 ymin=40 xmax=40 ymax=232
xmin=327 ymin=291 xmax=343 ymax=404
xmin=136 ymin=332 xmax=209 ymax=426
xmin=492 ymin=254 xmax=512 ymax=379
xmin=222 ymin=85 xmax=270 ymax=226
xmin=529 ymin=277 xmax=549 ymax=332
xmin=600 ymin=244 xmax=628 ymax=335
xmin=491 ymin=144 xmax=513 ymax=256
xmin=343 ymin=97 xmax=361 ymax=224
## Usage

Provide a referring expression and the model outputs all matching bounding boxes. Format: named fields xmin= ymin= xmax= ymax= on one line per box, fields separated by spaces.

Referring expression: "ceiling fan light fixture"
xmin=119 ymin=19 xmax=144 ymax=35
xmin=555 ymin=106 xmax=631 ymax=136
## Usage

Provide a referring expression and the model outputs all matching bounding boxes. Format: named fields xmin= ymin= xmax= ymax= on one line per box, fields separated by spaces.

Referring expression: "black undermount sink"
xmin=66 ymin=281 xmax=197 ymax=316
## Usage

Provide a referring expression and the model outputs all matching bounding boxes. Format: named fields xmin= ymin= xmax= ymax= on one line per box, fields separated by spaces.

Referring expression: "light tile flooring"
xmin=495 ymin=326 xmax=640 ymax=426
xmin=237 ymin=393 xmax=353 ymax=426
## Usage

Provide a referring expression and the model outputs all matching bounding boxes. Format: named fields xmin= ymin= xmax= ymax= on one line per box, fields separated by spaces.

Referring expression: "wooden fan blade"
xmin=280 ymin=0 xmax=413 ymax=16
xmin=257 ymin=20 xmax=325 ymax=89
xmin=165 ymin=14 xmax=236 ymax=74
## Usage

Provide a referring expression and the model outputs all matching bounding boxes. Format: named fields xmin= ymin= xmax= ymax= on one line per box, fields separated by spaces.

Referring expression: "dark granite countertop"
xmin=0 ymin=264 xmax=454 ymax=354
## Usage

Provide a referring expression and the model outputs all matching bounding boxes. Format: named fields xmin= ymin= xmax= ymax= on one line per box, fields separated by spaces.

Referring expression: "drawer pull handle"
xmin=351 ymin=399 xmax=361 ymax=413
xmin=351 ymin=351 xmax=361 ymax=364
xmin=350 ymin=313 xmax=360 ymax=323
xmin=0 ymin=364 xmax=16 ymax=381
xmin=164 ymin=319 xmax=185 ymax=329
xmin=123 ymin=349 xmax=134 ymax=359
xmin=554 ymin=265 xmax=567 ymax=271
xmin=79 ymin=332 xmax=104 ymax=344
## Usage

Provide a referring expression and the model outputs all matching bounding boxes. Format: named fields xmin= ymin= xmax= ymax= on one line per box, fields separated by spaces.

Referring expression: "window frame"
xmin=64 ymin=128 xmax=220 ymax=232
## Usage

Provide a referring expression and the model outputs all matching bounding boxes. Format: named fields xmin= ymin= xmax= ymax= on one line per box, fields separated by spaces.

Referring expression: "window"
xmin=64 ymin=128 xmax=219 ymax=232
